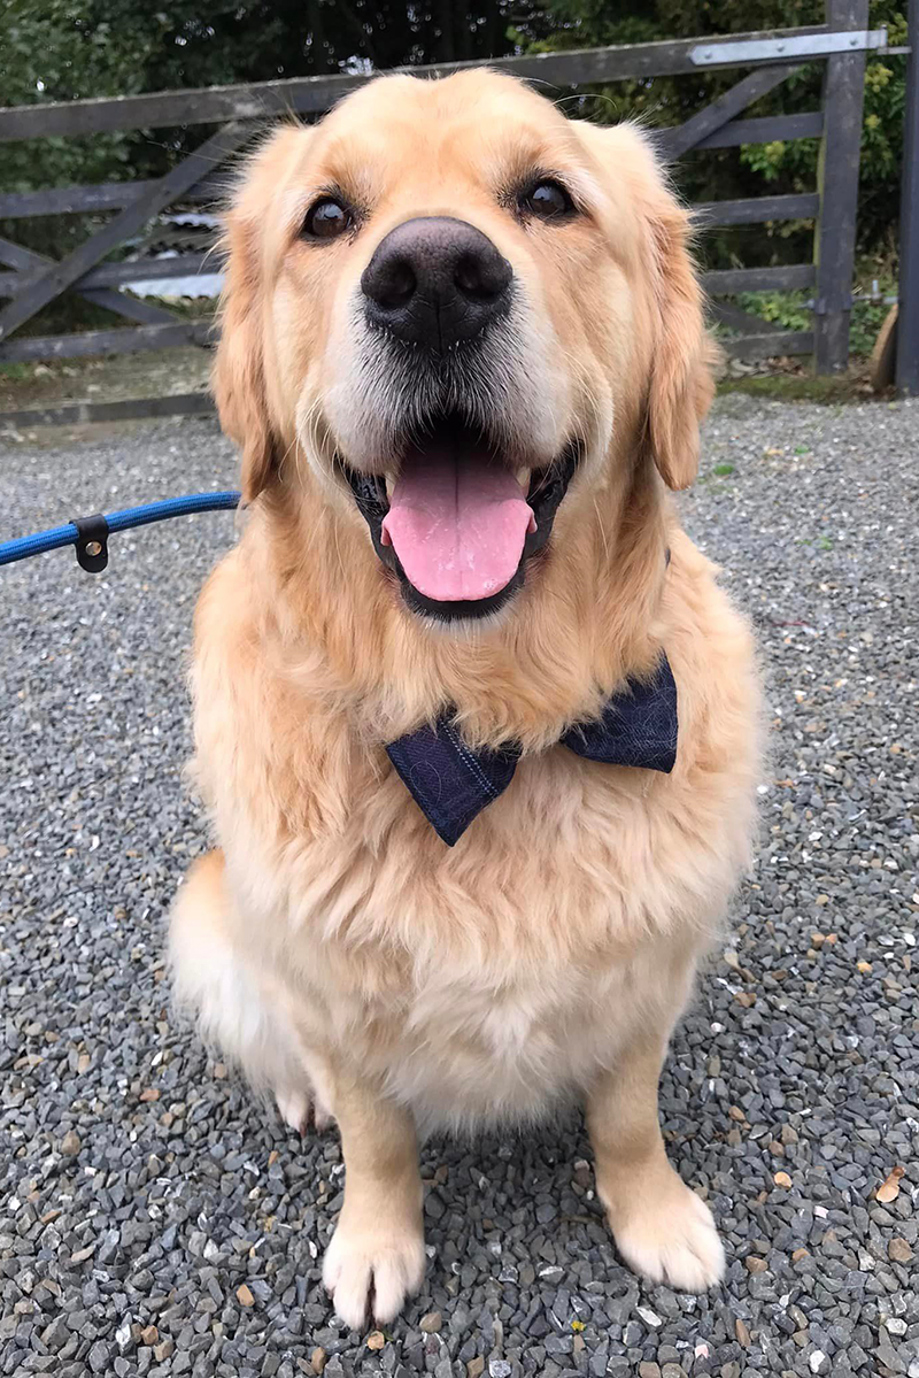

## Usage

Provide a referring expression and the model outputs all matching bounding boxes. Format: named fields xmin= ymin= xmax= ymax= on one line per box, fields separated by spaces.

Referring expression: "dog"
xmin=169 ymin=68 xmax=761 ymax=1329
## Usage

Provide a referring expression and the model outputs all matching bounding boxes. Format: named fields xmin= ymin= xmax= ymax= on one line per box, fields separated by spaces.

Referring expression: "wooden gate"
xmin=0 ymin=0 xmax=891 ymax=420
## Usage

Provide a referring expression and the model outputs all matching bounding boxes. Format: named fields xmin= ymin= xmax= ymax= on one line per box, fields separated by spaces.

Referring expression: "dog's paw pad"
xmin=608 ymin=1173 xmax=725 ymax=1293
xmin=323 ymin=1221 xmax=426 ymax=1329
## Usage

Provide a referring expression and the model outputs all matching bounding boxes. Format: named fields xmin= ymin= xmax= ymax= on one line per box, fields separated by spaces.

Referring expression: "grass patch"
xmin=717 ymin=372 xmax=869 ymax=404
xmin=713 ymin=255 xmax=897 ymax=403
xmin=798 ymin=534 xmax=835 ymax=550
xmin=711 ymin=462 xmax=736 ymax=476
xmin=723 ymin=259 xmax=896 ymax=359
xmin=731 ymin=287 xmax=891 ymax=361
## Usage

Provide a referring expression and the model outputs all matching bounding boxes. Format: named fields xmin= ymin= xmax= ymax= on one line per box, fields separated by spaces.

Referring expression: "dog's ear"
xmin=574 ymin=122 xmax=716 ymax=490
xmin=213 ymin=127 xmax=307 ymax=503
xmin=213 ymin=211 xmax=275 ymax=504
xmin=643 ymin=185 xmax=716 ymax=490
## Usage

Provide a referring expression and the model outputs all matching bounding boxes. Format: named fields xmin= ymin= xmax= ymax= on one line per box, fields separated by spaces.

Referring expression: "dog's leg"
xmin=587 ymin=1032 xmax=724 ymax=1292
xmin=169 ymin=850 xmax=330 ymax=1132
xmin=322 ymin=1071 xmax=425 ymax=1330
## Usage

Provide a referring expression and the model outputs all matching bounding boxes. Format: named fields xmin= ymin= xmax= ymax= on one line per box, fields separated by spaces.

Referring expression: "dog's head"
xmin=215 ymin=70 xmax=713 ymax=628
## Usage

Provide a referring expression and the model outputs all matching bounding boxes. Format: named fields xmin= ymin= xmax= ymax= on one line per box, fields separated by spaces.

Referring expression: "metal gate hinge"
xmin=811 ymin=295 xmax=854 ymax=316
xmin=691 ymin=30 xmax=887 ymax=66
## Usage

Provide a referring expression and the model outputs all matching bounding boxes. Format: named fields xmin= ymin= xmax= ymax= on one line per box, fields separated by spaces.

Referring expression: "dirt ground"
xmin=0 ymin=346 xmax=212 ymax=412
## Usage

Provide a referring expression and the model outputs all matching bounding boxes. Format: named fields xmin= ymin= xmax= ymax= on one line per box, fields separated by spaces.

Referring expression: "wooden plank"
xmin=80 ymin=253 xmax=221 ymax=289
xmin=721 ymin=330 xmax=814 ymax=358
xmin=659 ymin=64 xmax=801 ymax=159
xmin=0 ymin=121 xmax=253 ymax=345
xmin=709 ymin=302 xmax=786 ymax=333
xmin=813 ymin=0 xmax=869 ymax=373
xmin=0 ymin=181 xmax=159 ymax=218
xmin=0 ymin=171 xmax=226 ymax=219
xmin=0 ymin=321 xmax=213 ymax=362
xmin=0 ymin=237 xmax=181 ymax=328
xmin=703 ymin=264 xmax=816 ymax=293
xmin=695 ymin=111 xmax=824 ymax=149
xmin=0 ymin=26 xmax=833 ymax=141
xmin=897 ymin=0 xmax=919 ymax=392
xmin=695 ymin=193 xmax=820 ymax=225
xmin=0 ymin=236 xmax=45 ymax=273
xmin=0 ymin=275 xmax=189 ymax=315
xmin=0 ymin=392 xmax=215 ymax=430
xmin=0 ymin=252 xmax=219 ymax=298
xmin=79 ymin=290 xmax=180 ymax=326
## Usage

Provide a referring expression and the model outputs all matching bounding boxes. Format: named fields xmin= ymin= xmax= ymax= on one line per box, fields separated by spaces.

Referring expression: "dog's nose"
xmin=361 ymin=216 xmax=512 ymax=351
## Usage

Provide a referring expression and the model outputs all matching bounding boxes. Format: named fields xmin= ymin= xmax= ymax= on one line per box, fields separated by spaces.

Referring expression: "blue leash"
xmin=0 ymin=491 xmax=241 ymax=573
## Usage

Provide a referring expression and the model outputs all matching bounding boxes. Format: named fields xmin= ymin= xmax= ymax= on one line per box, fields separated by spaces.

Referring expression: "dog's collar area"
xmin=341 ymin=441 xmax=580 ymax=622
xmin=386 ymin=653 xmax=678 ymax=845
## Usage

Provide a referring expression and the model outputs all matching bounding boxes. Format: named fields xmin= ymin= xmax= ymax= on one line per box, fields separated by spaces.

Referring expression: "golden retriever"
xmin=169 ymin=69 xmax=761 ymax=1329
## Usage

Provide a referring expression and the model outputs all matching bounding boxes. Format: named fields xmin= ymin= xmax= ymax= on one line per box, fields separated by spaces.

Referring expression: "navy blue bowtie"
xmin=386 ymin=654 xmax=677 ymax=846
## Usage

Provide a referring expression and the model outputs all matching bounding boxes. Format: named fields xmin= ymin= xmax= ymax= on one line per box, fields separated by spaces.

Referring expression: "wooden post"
xmin=896 ymin=0 xmax=919 ymax=393
xmin=813 ymin=0 xmax=869 ymax=374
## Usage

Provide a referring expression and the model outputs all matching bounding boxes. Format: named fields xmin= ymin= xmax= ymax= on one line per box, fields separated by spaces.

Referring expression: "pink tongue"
xmin=381 ymin=441 xmax=536 ymax=602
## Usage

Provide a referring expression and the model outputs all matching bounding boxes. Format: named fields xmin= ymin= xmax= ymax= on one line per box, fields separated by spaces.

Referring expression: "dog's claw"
xmin=275 ymin=1087 xmax=333 ymax=1136
xmin=606 ymin=1170 xmax=725 ymax=1293
xmin=323 ymin=1218 xmax=426 ymax=1330
xmin=275 ymin=1089 xmax=311 ymax=1135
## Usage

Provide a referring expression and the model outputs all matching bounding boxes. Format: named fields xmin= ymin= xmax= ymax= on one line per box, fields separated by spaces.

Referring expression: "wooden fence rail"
xmin=0 ymin=2 xmax=892 ymax=409
xmin=0 ymin=27 xmax=845 ymax=140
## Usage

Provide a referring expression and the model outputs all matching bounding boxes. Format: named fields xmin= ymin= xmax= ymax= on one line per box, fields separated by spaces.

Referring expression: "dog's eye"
xmin=520 ymin=180 xmax=575 ymax=221
xmin=303 ymin=197 xmax=353 ymax=241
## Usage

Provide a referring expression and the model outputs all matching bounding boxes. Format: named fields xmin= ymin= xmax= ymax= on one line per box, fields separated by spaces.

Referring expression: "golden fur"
xmin=169 ymin=70 xmax=761 ymax=1327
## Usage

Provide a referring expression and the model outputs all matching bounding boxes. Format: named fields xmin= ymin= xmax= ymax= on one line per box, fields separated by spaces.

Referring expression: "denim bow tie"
xmin=386 ymin=654 xmax=677 ymax=846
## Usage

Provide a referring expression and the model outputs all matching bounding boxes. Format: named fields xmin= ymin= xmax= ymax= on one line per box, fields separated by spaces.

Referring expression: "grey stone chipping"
xmin=1 ymin=395 xmax=917 ymax=1378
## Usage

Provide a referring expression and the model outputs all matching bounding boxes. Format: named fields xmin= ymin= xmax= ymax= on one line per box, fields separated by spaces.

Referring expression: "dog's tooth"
xmin=516 ymin=467 xmax=529 ymax=486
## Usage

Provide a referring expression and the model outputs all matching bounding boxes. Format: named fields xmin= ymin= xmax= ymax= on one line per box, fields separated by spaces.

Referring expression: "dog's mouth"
xmin=340 ymin=413 xmax=580 ymax=621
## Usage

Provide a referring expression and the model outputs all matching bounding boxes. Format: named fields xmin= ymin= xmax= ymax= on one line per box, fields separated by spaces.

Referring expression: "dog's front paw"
xmin=603 ymin=1166 xmax=724 ymax=1293
xmin=322 ymin=1214 xmax=426 ymax=1329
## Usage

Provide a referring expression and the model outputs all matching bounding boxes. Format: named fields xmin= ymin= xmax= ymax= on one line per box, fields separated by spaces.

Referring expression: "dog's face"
xmin=215 ymin=71 xmax=713 ymax=625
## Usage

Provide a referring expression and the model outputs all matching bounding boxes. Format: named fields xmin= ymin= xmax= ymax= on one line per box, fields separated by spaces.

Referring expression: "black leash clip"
xmin=72 ymin=513 xmax=109 ymax=574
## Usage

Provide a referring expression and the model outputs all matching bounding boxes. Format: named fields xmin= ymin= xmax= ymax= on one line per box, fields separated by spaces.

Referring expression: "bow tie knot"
xmin=386 ymin=654 xmax=678 ymax=845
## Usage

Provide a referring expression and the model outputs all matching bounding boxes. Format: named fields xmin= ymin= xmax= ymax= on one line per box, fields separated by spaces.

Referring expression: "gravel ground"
xmin=1 ymin=395 xmax=917 ymax=1378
